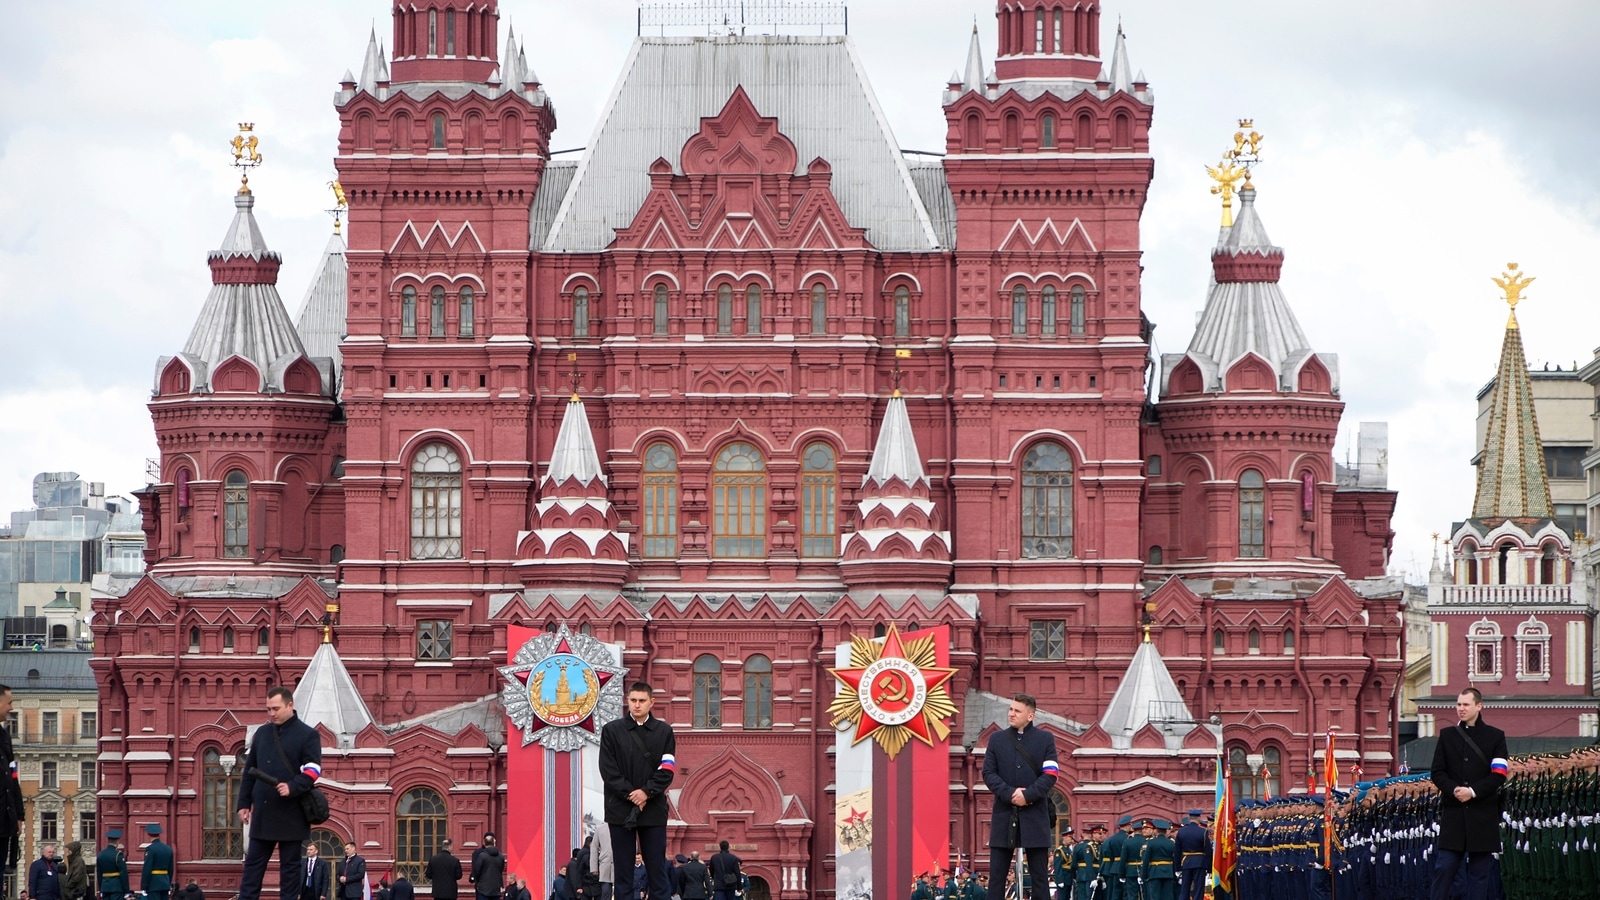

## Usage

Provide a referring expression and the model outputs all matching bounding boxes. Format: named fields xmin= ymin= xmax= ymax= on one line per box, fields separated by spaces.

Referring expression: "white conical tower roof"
xmin=1107 ymin=25 xmax=1134 ymax=92
xmin=1099 ymin=639 xmax=1195 ymax=749
xmin=295 ymin=641 xmax=376 ymax=740
xmin=545 ymin=397 xmax=605 ymax=487
xmin=964 ymin=25 xmax=985 ymax=93
xmin=865 ymin=394 xmax=927 ymax=486
xmin=501 ymin=25 xmax=523 ymax=89
xmin=358 ymin=27 xmax=384 ymax=93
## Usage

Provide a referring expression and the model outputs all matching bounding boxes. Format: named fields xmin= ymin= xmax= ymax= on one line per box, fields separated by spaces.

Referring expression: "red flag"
xmin=1212 ymin=752 xmax=1236 ymax=895
xmin=1322 ymin=729 xmax=1338 ymax=868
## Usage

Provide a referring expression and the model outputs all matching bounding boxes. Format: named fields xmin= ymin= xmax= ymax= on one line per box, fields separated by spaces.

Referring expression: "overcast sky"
xmin=2 ymin=1 xmax=1598 ymax=580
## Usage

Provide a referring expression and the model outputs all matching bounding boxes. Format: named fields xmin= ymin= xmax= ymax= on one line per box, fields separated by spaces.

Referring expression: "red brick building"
xmin=92 ymin=2 xmax=1403 ymax=897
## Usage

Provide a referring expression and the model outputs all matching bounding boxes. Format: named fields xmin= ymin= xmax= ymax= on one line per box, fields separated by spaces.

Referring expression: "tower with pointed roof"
xmin=1420 ymin=271 xmax=1597 ymax=742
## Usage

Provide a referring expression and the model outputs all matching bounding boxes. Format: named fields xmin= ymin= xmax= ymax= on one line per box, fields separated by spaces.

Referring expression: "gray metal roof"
xmin=540 ymin=35 xmax=940 ymax=253
xmin=295 ymin=642 xmax=375 ymax=742
xmin=963 ymin=26 xmax=985 ymax=93
xmin=0 ymin=650 xmax=96 ymax=692
xmin=865 ymin=395 xmax=927 ymax=486
xmin=292 ymin=232 xmax=347 ymax=379
xmin=1107 ymin=27 xmax=1134 ymax=93
xmin=1098 ymin=639 xmax=1197 ymax=750
xmin=529 ymin=162 xmax=578 ymax=252
xmin=148 ymin=574 xmax=336 ymax=599
xmin=545 ymin=398 xmax=605 ymax=486
xmin=907 ymin=161 xmax=956 ymax=249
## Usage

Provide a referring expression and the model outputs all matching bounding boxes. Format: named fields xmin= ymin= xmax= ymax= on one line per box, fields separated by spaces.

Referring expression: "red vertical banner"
xmin=505 ymin=625 xmax=551 ymax=894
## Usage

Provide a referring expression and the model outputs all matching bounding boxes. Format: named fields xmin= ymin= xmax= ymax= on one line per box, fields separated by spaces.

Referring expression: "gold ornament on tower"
xmin=229 ymin=123 xmax=264 ymax=194
xmin=1206 ymin=119 xmax=1263 ymax=226
xmin=1492 ymin=263 xmax=1535 ymax=328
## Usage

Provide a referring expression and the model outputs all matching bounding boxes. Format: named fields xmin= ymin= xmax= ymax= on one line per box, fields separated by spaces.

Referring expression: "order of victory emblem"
xmin=499 ymin=624 xmax=627 ymax=751
xmin=827 ymin=624 xmax=958 ymax=759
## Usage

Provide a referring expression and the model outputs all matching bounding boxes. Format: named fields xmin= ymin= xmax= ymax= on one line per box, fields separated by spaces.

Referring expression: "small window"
xmin=1041 ymin=286 xmax=1057 ymax=335
xmin=80 ymin=759 xmax=96 ymax=789
xmin=1146 ymin=455 xmax=1162 ymax=476
xmin=893 ymin=286 xmax=910 ymax=337
xmin=401 ymin=286 xmax=417 ymax=336
xmin=1069 ymin=285 xmax=1086 ymax=334
xmin=222 ymin=626 xmax=234 ymax=650
xmin=811 ymin=284 xmax=827 ymax=334
xmin=693 ymin=654 xmax=722 ymax=728
xmin=1283 ymin=629 xmax=1295 ymax=653
xmin=41 ymin=760 xmax=58 ymax=789
xmin=1011 ymin=286 xmax=1027 ymax=335
xmin=40 ymin=810 xmax=58 ymax=842
xmin=330 ymin=544 xmax=345 ymax=563
xmin=417 ymin=620 xmax=453 ymax=660
xmin=431 ymin=114 xmax=446 ymax=150
xmin=80 ymin=710 xmax=97 ymax=738
xmin=458 ymin=287 xmax=474 ymax=336
xmin=717 ymin=284 xmax=733 ymax=334
xmin=746 ymin=284 xmax=762 ymax=334
xmin=188 ymin=626 xmax=201 ymax=652
xmin=79 ymin=810 xmax=97 ymax=842
xmin=653 ymin=285 xmax=669 ymax=335
xmin=1213 ymin=628 xmax=1226 ymax=654
xmin=1148 ymin=546 xmax=1163 ymax=565
xmin=41 ymin=710 xmax=58 ymax=736
xmin=573 ymin=287 xmax=590 ymax=338
xmin=1029 ymin=620 xmax=1066 ymax=660
xmin=1248 ymin=628 xmax=1261 ymax=653
xmin=257 ymin=627 xmax=270 ymax=652
xmin=1041 ymin=114 xmax=1056 ymax=149
xmin=430 ymin=286 xmax=446 ymax=335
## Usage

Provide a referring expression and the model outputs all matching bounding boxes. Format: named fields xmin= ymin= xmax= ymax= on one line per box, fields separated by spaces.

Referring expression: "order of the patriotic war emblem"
xmin=499 ymin=624 xmax=626 ymax=751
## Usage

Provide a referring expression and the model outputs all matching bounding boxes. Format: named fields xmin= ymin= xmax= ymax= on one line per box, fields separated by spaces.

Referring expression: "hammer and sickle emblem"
xmin=874 ymin=671 xmax=909 ymax=705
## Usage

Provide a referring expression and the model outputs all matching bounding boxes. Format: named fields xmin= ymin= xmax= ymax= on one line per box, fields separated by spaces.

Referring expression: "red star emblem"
xmin=844 ymin=805 xmax=869 ymax=828
xmin=828 ymin=624 xmax=958 ymax=753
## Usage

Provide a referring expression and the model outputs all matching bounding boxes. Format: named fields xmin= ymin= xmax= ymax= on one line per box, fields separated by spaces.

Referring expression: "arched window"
xmin=653 ymin=285 xmax=669 ymax=335
xmin=713 ymin=442 xmax=766 ymax=558
xmin=693 ymin=654 xmax=722 ymax=728
xmin=258 ymin=626 xmax=270 ymax=652
xmin=893 ymin=286 xmax=910 ymax=337
xmin=717 ymin=284 xmax=733 ymax=334
xmin=811 ymin=284 xmax=827 ymax=335
xmin=188 ymin=627 xmax=200 ymax=652
xmin=1248 ymin=628 xmax=1261 ymax=653
xmin=1497 ymin=542 xmax=1513 ymax=584
xmin=1021 ymin=442 xmax=1073 ymax=558
xmin=1148 ymin=546 xmax=1163 ymax=565
xmin=1011 ymin=286 xmax=1028 ymax=335
xmin=1051 ymin=790 xmax=1072 ymax=845
xmin=222 ymin=626 xmax=234 ymax=650
xmin=1214 ymin=628 xmax=1226 ymax=654
xmin=202 ymin=747 xmax=243 ymax=858
xmin=1283 ymin=628 xmax=1295 ymax=653
xmin=573 ymin=287 xmax=590 ymax=338
xmin=401 ymin=286 xmax=417 ymax=336
xmin=1075 ymin=113 xmax=1093 ymax=149
xmin=1113 ymin=112 xmax=1132 ymax=148
xmin=1238 ymin=470 xmax=1265 ymax=558
xmin=1053 ymin=9 xmax=1063 ymax=53
xmin=176 ymin=468 xmax=191 ymax=509
xmin=430 ymin=286 xmax=446 ymax=336
xmin=800 ymin=443 xmax=837 ymax=558
xmin=445 ymin=9 xmax=456 ymax=55
xmin=1262 ymin=746 xmax=1282 ymax=798
xmin=1540 ymin=544 xmax=1557 ymax=585
xmin=965 ymin=113 xmax=982 ymax=150
xmin=427 ymin=8 xmax=438 ymax=54
xmin=746 ymin=284 xmax=762 ymax=334
xmin=641 ymin=443 xmax=678 ymax=558
xmin=1034 ymin=8 xmax=1045 ymax=51
xmin=1041 ymin=114 xmax=1056 ymax=149
xmin=1004 ymin=112 xmax=1021 ymax=148
xmin=431 ymin=113 xmax=446 ymax=150
xmin=1229 ymin=746 xmax=1255 ymax=801
xmin=1041 ymin=286 xmax=1057 ymax=335
xmin=1069 ymin=285 xmax=1086 ymax=334
xmin=222 ymin=470 xmax=249 ymax=558
xmin=309 ymin=828 xmax=345 ymax=863
xmin=743 ymin=655 xmax=773 ymax=729
xmin=395 ymin=787 xmax=447 ymax=884
xmin=458 ymin=286 xmax=474 ymax=336
xmin=411 ymin=443 xmax=463 ymax=559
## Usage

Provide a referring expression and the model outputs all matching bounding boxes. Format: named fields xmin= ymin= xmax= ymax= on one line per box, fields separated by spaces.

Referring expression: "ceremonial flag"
xmin=1323 ymin=728 xmax=1340 ymax=794
xmin=1261 ymin=765 xmax=1272 ymax=802
xmin=1322 ymin=728 xmax=1338 ymax=868
xmin=1212 ymin=751 xmax=1236 ymax=897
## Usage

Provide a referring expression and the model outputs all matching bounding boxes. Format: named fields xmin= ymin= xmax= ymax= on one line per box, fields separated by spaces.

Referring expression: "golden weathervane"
xmin=1206 ymin=119 xmax=1263 ymax=227
xmin=890 ymin=348 xmax=911 ymax=397
xmin=229 ymin=123 xmax=264 ymax=194
xmin=1492 ymin=262 xmax=1535 ymax=328
xmin=328 ymin=179 xmax=348 ymax=234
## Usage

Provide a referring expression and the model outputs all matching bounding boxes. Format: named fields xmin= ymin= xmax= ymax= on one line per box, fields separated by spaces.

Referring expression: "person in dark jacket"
xmin=62 ymin=841 xmax=88 ymax=900
xmin=237 ymin=687 xmax=324 ymax=900
xmin=97 ymin=829 xmax=129 ymax=900
xmin=598 ymin=684 xmax=676 ymax=900
xmin=550 ymin=869 xmax=568 ymax=900
xmin=675 ymin=852 xmax=709 ymax=900
xmin=707 ymin=843 xmax=740 ymax=900
xmin=563 ymin=849 xmax=584 ymax=900
xmin=983 ymin=694 xmax=1059 ymax=900
xmin=176 ymin=879 xmax=207 ymax=900
xmin=471 ymin=835 xmax=506 ymax=900
xmin=1173 ymin=811 xmax=1208 ymax=900
xmin=0 ymin=687 xmax=25 ymax=879
xmin=336 ymin=843 xmax=366 ymax=900
xmin=425 ymin=840 xmax=463 ymax=900
xmin=1429 ymin=687 xmax=1509 ymax=900
xmin=300 ymin=844 xmax=332 ymax=900
xmin=28 ymin=844 xmax=61 ymax=900
xmin=375 ymin=878 xmax=392 ymax=900
xmin=513 ymin=876 xmax=532 ymax=900
xmin=630 ymin=857 xmax=647 ymax=900
xmin=391 ymin=875 xmax=415 ymax=900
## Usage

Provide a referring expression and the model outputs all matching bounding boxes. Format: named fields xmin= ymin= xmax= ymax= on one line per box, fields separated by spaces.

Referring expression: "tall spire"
xmin=501 ymin=24 xmax=523 ymax=90
xmin=358 ymin=27 xmax=384 ymax=93
xmin=865 ymin=394 xmax=927 ymax=486
xmin=963 ymin=24 xmax=985 ymax=93
xmin=1107 ymin=24 xmax=1134 ymax=92
xmin=1472 ymin=264 xmax=1552 ymax=520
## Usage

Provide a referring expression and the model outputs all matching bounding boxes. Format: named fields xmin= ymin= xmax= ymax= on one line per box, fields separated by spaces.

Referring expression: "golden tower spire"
xmin=1492 ymin=262 xmax=1535 ymax=329
xmin=229 ymin=123 xmax=264 ymax=195
xmin=1206 ymin=119 xmax=1263 ymax=226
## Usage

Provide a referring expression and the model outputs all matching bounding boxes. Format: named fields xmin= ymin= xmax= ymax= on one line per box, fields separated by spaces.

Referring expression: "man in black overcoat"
xmin=675 ymin=852 xmax=709 ymax=900
xmin=1428 ymin=687 xmax=1509 ymax=900
xmin=597 ymin=683 xmax=676 ymax=900
xmin=707 ymin=842 xmax=740 ymax=900
xmin=983 ymin=694 xmax=1059 ymax=900
xmin=336 ymin=842 xmax=367 ymax=900
xmin=425 ymin=839 xmax=463 ymax=900
xmin=237 ymin=687 xmax=324 ymax=900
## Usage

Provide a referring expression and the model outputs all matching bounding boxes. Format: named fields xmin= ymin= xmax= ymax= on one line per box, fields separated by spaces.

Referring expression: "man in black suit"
xmin=707 ymin=842 xmax=740 ymax=900
xmin=237 ymin=687 xmax=324 ymax=900
xmin=982 ymin=694 xmax=1059 ymax=900
xmin=597 ymin=683 xmax=676 ymax=900
xmin=675 ymin=852 xmax=709 ymax=900
xmin=1429 ymin=687 xmax=1509 ymax=900
xmin=390 ymin=874 xmax=415 ymax=900
xmin=425 ymin=839 xmax=463 ymax=900
xmin=300 ymin=843 xmax=331 ymax=900
xmin=336 ymin=842 xmax=366 ymax=900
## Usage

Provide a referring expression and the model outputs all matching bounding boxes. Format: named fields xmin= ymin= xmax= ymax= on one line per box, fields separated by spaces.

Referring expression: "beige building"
xmin=1578 ymin=350 xmax=1600 ymax=688
xmin=3 ymin=650 xmax=98 ymax=891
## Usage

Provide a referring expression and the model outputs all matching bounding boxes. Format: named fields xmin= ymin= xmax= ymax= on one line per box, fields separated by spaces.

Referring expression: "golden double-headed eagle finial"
xmin=1492 ymin=262 xmax=1535 ymax=328
xmin=1206 ymin=161 xmax=1249 ymax=227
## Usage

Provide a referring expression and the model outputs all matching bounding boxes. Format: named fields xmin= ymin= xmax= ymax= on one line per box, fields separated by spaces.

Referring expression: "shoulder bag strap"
xmin=1008 ymin=729 xmax=1042 ymax=778
xmin=1456 ymin=723 xmax=1490 ymax=766
xmin=270 ymin=724 xmax=301 ymax=787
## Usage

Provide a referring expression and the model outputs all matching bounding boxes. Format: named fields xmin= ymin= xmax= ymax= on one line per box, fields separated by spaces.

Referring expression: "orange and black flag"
xmin=1212 ymin=750 xmax=1236 ymax=899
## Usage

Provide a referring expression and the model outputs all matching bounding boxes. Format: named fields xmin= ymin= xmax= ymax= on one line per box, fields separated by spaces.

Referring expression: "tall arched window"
xmin=427 ymin=8 xmax=438 ymax=54
xmin=693 ymin=654 xmax=722 ymax=728
xmin=1239 ymin=469 xmax=1265 ymax=558
xmin=653 ymin=285 xmax=669 ymax=335
xmin=431 ymin=113 xmax=446 ymax=150
xmin=1051 ymin=791 xmax=1073 ymax=845
xmin=713 ymin=442 xmax=766 ymax=558
xmin=445 ymin=9 xmax=456 ymax=54
xmin=202 ymin=746 xmax=244 ymax=858
xmin=1041 ymin=286 xmax=1057 ymax=335
xmin=642 ymin=443 xmax=678 ymax=558
xmin=396 ymin=787 xmax=447 ymax=884
xmin=811 ymin=284 xmax=827 ymax=335
xmin=717 ymin=284 xmax=733 ymax=334
xmin=746 ymin=284 xmax=763 ymax=334
xmin=893 ymin=286 xmax=910 ymax=337
xmin=1069 ymin=285 xmax=1086 ymax=334
xmin=1041 ymin=114 xmax=1056 ymax=149
xmin=401 ymin=286 xmax=417 ymax=336
xmin=309 ymin=829 xmax=345 ymax=863
xmin=430 ymin=286 xmax=446 ymax=336
xmin=1004 ymin=112 xmax=1021 ymax=148
xmin=458 ymin=286 xmax=474 ymax=336
xmin=800 ymin=443 xmax=837 ymax=558
xmin=573 ymin=287 xmax=590 ymax=338
xmin=1248 ymin=628 xmax=1261 ymax=652
xmin=743 ymin=655 xmax=773 ymax=729
xmin=1540 ymin=544 xmax=1557 ymax=585
xmin=1011 ymin=286 xmax=1028 ymax=335
xmin=1075 ymin=113 xmax=1093 ymax=149
xmin=1262 ymin=746 xmax=1282 ymax=799
xmin=965 ymin=113 xmax=982 ymax=150
xmin=1021 ymin=442 xmax=1073 ymax=558
xmin=1229 ymin=746 xmax=1254 ymax=801
xmin=222 ymin=470 xmax=249 ymax=558
xmin=411 ymin=443 xmax=463 ymax=559
xmin=1034 ymin=8 xmax=1045 ymax=51
xmin=1113 ymin=112 xmax=1132 ymax=148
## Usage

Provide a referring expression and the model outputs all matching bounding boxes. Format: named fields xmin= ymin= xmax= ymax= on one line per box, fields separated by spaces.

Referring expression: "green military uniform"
xmin=1139 ymin=824 xmax=1176 ymax=900
xmin=1122 ymin=827 xmax=1147 ymax=900
xmin=1052 ymin=839 xmax=1075 ymax=900
xmin=97 ymin=829 xmax=129 ymax=900
xmin=1070 ymin=832 xmax=1102 ymax=900
xmin=139 ymin=824 xmax=173 ymax=900
xmin=912 ymin=878 xmax=936 ymax=900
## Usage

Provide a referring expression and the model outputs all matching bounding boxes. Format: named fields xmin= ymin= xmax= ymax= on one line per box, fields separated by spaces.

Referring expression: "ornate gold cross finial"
xmin=567 ymin=352 xmax=582 ymax=401
xmin=890 ymin=348 xmax=911 ymax=397
xmin=328 ymin=179 xmax=348 ymax=235
xmin=229 ymin=123 xmax=264 ymax=195
xmin=1492 ymin=262 xmax=1535 ymax=328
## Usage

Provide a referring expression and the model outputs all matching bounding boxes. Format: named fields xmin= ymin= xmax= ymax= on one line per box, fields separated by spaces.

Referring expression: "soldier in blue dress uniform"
xmin=140 ymin=824 xmax=173 ymax=900
xmin=1174 ymin=812 xmax=1207 ymax=900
